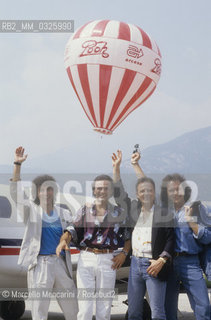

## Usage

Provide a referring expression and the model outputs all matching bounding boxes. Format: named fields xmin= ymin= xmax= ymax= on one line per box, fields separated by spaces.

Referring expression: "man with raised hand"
xmin=112 ymin=150 xmax=174 ymax=320
xmin=10 ymin=146 xmax=78 ymax=320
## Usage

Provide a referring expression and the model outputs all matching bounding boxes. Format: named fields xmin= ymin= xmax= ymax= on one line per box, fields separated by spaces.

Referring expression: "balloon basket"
xmin=94 ymin=128 xmax=113 ymax=135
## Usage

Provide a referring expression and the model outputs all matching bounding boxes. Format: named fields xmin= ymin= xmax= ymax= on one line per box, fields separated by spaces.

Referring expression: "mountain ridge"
xmin=0 ymin=126 xmax=210 ymax=175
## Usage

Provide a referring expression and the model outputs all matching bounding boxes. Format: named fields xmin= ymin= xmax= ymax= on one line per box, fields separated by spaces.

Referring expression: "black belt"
xmin=174 ymin=252 xmax=196 ymax=257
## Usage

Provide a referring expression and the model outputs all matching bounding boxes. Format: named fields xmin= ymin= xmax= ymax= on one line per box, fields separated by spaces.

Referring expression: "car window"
xmin=0 ymin=196 xmax=12 ymax=218
xmin=56 ymin=203 xmax=71 ymax=212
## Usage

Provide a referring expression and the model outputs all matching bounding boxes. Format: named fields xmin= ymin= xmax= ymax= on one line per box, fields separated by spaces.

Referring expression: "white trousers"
xmin=76 ymin=251 xmax=116 ymax=320
xmin=27 ymin=255 xmax=78 ymax=320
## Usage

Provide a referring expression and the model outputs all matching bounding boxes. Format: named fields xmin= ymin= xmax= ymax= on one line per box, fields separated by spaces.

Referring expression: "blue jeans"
xmin=128 ymin=256 xmax=167 ymax=320
xmin=165 ymin=255 xmax=210 ymax=320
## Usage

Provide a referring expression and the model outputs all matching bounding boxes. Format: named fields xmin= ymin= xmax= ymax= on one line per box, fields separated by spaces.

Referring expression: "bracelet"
xmin=14 ymin=161 xmax=21 ymax=166
xmin=187 ymin=216 xmax=197 ymax=223
xmin=121 ymin=249 xmax=128 ymax=257
xmin=159 ymin=257 xmax=167 ymax=264
xmin=131 ymin=161 xmax=138 ymax=165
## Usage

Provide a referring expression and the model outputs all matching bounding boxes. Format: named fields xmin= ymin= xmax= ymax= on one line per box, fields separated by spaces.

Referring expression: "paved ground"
xmin=1 ymin=293 xmax=199 ymax=320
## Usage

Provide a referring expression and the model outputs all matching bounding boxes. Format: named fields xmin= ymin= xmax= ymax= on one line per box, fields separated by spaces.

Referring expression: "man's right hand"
xmin=131 ymin=152 xmax=140 ymax=165
xmin=14 ymin=146 xmax=28 ymax=164
xmin=56 ymin=239 xmax=70 ymax=256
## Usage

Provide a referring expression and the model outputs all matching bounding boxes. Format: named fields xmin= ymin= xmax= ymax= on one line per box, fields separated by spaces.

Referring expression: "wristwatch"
xmin=159 ymin=257 xmax=167 ymax=264
xmin=121 ymin=249 xmax=128 ymax=257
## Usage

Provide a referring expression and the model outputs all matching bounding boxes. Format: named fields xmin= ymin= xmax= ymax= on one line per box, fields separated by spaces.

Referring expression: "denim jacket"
xmin=196 ymin=204 xmax=211 ymax=281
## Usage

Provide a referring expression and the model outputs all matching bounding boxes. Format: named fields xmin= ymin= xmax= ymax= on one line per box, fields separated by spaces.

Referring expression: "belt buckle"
xmin=93 ymin=248 xmax=100 ymax=254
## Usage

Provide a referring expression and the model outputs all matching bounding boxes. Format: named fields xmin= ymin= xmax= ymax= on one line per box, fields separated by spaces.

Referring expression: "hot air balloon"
xmin=65 ymin=20 xmax=161 ymax=135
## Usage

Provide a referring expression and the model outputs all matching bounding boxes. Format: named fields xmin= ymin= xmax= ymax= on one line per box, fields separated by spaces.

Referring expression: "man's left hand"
xmin=185 ymin=206 xmax=197 ymax=223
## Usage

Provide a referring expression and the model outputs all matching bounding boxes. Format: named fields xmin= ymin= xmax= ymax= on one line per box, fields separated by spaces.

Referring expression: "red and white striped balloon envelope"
xmin=65 ymin=20 xmax=162 ymax=135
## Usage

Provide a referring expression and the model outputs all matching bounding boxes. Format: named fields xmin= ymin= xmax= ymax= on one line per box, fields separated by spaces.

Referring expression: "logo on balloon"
xmin=127 ymin=45 xmax=143 ymax=59
xmin=151 ymin=58 xmax=162 ymax=76
xmin=80 ymin=40 xmax=109 ymax=58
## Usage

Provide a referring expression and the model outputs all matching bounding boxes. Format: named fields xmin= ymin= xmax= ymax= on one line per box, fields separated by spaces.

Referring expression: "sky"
xmin=0 ymin=0 xmax=210 ymax=170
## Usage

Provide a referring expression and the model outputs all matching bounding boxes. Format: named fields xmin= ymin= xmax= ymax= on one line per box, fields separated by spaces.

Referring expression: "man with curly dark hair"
xmin=10 ymin=146 xmax=78 ymax=320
